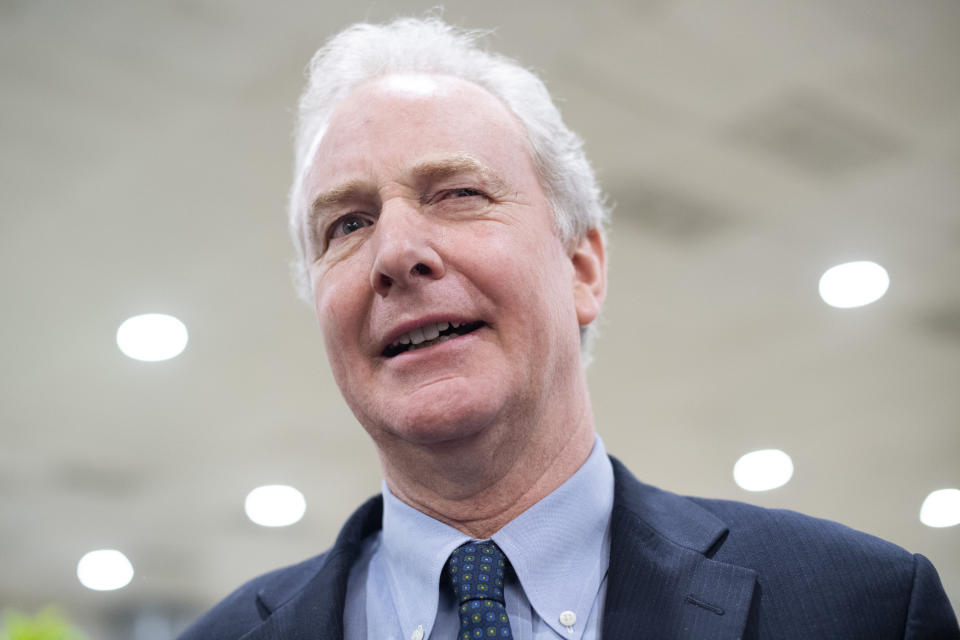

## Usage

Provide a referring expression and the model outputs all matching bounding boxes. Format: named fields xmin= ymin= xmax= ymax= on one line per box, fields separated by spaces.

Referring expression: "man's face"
xmin=302 ymin=74 xmax=603 ymax=453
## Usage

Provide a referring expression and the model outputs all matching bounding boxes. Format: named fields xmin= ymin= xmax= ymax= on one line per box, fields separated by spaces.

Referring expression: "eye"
xmin=328 ymin=214 xmax=373 ymax=240
xmin=446 ymin=188 xmax=485 ymax=199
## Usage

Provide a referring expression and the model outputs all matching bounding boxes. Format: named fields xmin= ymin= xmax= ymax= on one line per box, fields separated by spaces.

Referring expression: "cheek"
xmin=519 ymin=236 xmax=573 ymax=295
xmin=312 ymin=267 xmax=363 ymax=356
xmin=528 ymin=246 xmax=580 ymax=335
xmin=476 ymin=224 xmax=572 ymax=312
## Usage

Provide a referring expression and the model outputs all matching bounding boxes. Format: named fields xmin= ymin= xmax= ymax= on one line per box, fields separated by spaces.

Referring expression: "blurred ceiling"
xmin=1 ymin=0 xmax=958 ymax=635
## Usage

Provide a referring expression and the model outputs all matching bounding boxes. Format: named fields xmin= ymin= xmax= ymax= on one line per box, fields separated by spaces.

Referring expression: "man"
xmin=181 ymin=18 xmax=958 ymax=639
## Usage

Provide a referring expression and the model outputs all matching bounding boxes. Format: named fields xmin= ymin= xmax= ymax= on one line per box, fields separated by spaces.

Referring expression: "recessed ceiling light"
xmin=116 ymin=313 xmax=188 ymax=361
xmin=245 ymin=485 xmax=306 ymax=527
xmin=77 ymin=549 xmax=134 ymax=591
xmin=733 ymin=449 xmax=794 ymax=492
xmin=920 ymin=488 xmax=960 ymax=528
xmin=818 ymin=261 xmax=889 ymax=309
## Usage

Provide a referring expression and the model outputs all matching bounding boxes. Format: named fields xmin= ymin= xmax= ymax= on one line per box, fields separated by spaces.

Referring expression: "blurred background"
xmin=1 ymin=0 xmax=958 ymax=637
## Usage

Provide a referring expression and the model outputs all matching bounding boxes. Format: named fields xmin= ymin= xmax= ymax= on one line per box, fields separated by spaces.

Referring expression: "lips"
xmin=382 ymin=320 xmax=485 ymax=358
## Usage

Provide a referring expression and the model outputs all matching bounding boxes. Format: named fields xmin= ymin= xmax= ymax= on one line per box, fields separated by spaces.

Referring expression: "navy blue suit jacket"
xmin=181 ymin=458 xmax=959 ymax=639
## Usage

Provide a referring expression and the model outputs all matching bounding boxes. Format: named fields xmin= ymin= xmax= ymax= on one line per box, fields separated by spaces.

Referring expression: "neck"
xmin=378 ymin=389 xmax=597 ymax=539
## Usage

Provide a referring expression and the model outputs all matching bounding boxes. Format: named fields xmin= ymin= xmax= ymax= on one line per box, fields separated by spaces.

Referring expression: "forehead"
xmin=306 ymin=74 xmax=535 ymax=191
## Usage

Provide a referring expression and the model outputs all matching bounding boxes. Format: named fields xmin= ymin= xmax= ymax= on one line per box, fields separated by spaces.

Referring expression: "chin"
xmin=376 ymin=378 xmax=509 ymax=447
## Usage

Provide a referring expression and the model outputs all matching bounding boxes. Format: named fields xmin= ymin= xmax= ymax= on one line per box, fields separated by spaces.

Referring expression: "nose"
xmin=369 ymin=198 xmax=445 ymax=296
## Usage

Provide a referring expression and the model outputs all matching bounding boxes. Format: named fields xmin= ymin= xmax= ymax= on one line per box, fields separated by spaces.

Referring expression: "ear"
xmin=571 ymin=228 xmax=606 ymax=326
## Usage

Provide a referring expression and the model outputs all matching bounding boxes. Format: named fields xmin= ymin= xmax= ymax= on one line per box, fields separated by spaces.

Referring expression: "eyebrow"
xmin=309 ymin=180 xmax=373 ymax=215
xmin=408 ymin=155 xmax=507 ymax=193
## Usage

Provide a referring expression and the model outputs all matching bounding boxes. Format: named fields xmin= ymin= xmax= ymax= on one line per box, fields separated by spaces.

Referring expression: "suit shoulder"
xmin=691 ymin=496 xmax=911 ymax=562
xmin=690 ymin=497 xmax=960 ymax=635
xmin=690 ymin=496 xmax=918 ymax=592
xmin=608 ymin=458 xmax=959 ymax=636
xmin=177 ymin=552 xmax=330 ymax=640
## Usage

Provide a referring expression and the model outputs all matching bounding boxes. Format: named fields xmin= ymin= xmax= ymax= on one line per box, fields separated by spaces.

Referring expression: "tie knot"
xmin=445 ymin=542 xmax=508 ymax=605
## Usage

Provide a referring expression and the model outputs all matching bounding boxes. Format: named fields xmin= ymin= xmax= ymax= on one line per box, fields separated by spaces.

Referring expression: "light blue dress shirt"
xmin=344 ymin=436 xmax=614 ymax=640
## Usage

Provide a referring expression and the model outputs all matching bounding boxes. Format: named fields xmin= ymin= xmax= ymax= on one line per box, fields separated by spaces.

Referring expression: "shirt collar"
xmin=493 ymin=436 xmax=614 ymax=638
xmin=380 ymin=481 xmax=470 ymax=639
xmin=379 ymin=435 xmax=614 ymax=639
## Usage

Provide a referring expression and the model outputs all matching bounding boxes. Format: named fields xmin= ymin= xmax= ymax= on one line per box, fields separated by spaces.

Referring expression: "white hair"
xmin=289 ymin=17 xmax=609 ymax=358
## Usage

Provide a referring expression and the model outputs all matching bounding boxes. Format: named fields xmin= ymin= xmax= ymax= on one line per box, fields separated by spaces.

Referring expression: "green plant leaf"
xmin=0 ymin=608 xmax=87 ymax=640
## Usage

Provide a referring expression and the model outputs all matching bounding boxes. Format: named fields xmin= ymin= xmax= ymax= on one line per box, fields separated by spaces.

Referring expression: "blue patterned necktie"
xmin=446 ymin=541 xmax=513 ymax=639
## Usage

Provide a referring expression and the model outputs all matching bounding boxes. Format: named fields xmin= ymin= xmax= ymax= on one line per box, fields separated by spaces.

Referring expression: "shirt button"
xmin=410 ymin=625 xmax=424 ymax=640
xmin=559 ymin=610 xmax=577 ymax=627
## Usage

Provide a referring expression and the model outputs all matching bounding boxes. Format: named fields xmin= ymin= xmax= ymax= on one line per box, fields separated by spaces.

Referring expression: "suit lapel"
xmin=239 ymin=496 xmax=384 ymax=640
xmin=603 ymin=458 xmax=757 ymax=640
xmin=238 ymin=548 xmax=355 ymax=640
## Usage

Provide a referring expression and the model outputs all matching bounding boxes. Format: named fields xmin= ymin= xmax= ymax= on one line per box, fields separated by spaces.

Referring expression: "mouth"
xmin=382 ymin=320 xmax=486 ymax=358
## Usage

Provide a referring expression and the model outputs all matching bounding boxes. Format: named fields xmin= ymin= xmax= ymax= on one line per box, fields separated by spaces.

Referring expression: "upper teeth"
xmin=393 ymin=321 xmax=461 ymax=346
